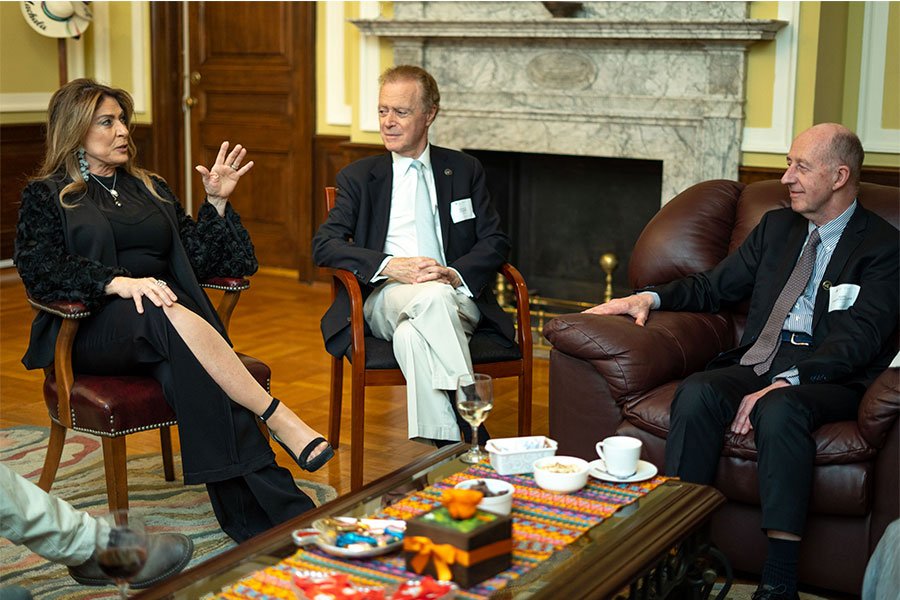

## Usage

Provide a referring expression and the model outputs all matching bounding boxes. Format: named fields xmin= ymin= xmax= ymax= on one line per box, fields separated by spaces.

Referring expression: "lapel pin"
xmin=444 ymin=168 xmax=453 ymax=176
xmin=822 ymin=280 xmax=832 ymax=290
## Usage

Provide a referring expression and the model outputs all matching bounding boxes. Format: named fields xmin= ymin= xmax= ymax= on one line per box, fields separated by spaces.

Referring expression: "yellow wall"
xmin=745 ymin=2 xmax=779 ymax=129
xmin=0 ymin=2 xmax=151 ymax=125
xmin=317 ymin=1 xmax=899 ymax=168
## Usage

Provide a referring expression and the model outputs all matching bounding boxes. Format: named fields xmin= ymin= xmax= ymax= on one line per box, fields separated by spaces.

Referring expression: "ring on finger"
xmin=155 ymin=279 xmax=168 ymax=288
xmin=230 ymin=163 xmax=239 ymax=170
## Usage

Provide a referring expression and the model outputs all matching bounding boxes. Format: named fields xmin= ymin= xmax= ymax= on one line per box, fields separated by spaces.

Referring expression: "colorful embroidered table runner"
xmin=216 ymin=462 xmax=668 ymax=599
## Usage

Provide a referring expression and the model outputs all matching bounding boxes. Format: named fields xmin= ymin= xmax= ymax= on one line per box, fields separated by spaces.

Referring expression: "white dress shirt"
xmin=372 ymin=145 xmax=472 ymax=296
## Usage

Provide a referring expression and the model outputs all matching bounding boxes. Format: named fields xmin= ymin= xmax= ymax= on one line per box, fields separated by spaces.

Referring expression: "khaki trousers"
xmin=364 ymin=281 xmax=481 ymax=441
xmin=0 ymin=463 xmax=103 ymax=566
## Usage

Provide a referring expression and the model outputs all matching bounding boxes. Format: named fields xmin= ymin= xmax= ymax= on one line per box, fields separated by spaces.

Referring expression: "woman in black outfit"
xmin=15 ymin=78 xmax=333 ymax=543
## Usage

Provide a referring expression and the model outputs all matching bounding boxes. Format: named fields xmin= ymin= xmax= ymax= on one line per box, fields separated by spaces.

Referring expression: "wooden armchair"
xmin=323 ymin=186 xmax=534 ymax=490
xmin=30 ymin=277 xmax=270 ymax=512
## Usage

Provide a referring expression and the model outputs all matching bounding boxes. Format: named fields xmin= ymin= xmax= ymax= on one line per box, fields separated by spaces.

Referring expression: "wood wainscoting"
xmin=740 ymin=165 xmax=899 ymax=187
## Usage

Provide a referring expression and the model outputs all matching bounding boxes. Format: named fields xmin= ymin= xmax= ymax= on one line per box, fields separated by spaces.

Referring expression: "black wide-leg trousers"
xmin=70 ymin=295 xmax=315 ymax=542
xmin=664 ymin=344 xmax=862 ymax=536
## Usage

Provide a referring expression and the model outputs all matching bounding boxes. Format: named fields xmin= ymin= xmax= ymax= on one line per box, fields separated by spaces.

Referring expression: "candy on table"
xmin=390 ymin=576 xmax=457 ymax=599
xmin=315 ymin=517 xmax=406 ymax=551
xmin=292 ymin=570 xmax=386 ymax=600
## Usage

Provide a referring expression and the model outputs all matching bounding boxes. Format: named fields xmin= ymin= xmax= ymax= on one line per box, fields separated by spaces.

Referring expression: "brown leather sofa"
xmin=543 ymin=179 xmax=899 ymax=594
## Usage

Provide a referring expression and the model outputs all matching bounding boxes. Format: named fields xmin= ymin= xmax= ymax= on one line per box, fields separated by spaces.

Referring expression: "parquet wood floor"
xmin=0 ymin=268 xmax=550 ymax=497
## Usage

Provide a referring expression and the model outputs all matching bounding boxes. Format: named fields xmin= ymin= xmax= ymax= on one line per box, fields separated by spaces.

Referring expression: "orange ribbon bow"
xmin=405 ymin=536 xmax=459 ymax=581
xmin=405 ymin=535 xmax=514 ymax=582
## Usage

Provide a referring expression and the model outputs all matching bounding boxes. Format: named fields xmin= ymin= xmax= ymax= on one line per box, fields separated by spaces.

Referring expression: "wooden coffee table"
xmin=133 ymin=445 xmax=726 ymax=599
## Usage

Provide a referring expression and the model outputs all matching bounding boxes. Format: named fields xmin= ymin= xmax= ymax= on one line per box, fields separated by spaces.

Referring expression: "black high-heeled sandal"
xmin=259 ymin=398 xmax=335 ymax=472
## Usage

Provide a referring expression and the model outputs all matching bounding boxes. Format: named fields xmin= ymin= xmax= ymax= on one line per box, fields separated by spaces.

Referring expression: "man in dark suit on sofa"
xmin=585 ymin=123 xmax=899 ymax=600
xmin=313 ymin=65 xmax=513 ymax=445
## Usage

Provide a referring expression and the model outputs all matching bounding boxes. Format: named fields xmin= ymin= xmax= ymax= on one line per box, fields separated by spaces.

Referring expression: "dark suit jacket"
xmin=312 ymin=145 xmax=514 ymax=357
xmin=651 ymin=203 xmax=899 ymax=389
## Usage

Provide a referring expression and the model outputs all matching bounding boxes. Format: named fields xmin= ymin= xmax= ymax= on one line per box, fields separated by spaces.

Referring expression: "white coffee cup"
xmin=595 ymin=436 xmax=642 ymax=478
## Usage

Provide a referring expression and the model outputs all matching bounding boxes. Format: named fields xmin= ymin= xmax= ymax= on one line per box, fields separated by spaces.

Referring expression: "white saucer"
xmin=588 ymin=459 xmax=658 ymax=483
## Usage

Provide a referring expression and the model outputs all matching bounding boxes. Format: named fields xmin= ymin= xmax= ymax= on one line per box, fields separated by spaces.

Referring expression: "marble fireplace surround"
xmin=354 ymin=2 xmax=785 ymax=205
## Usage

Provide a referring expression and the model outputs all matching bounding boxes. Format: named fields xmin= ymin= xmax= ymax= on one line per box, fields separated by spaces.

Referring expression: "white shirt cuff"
xmin=371 ymin=256 xmax=393 ymax=283
xmin=638 ymin=291 xmax=661 ymax=310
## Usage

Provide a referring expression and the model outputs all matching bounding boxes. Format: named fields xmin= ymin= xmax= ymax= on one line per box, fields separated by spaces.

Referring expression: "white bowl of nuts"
xmin=532 ymin=456 xmax=590 ymax=493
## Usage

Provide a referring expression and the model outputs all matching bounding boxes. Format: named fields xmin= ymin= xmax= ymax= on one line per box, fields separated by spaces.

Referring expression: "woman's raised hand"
xmin=105 ymin=276 xmax=178 ymax=314
xmin=194 ymin=141 xmax=255 ymax=214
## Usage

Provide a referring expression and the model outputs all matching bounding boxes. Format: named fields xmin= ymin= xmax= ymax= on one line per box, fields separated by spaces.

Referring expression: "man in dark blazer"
xmin=313 ymin=65 xmax=513 ymax=444
xmin=585 ymin=123 xmax=899 ymax=600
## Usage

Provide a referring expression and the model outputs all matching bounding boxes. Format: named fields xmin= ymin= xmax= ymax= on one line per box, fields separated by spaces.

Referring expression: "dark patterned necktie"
xmin=740 ymin=228 xmax=821 ymax=375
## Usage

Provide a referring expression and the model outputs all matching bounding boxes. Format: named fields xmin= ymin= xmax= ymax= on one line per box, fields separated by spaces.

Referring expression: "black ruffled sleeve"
xmin=152 ymin=178 xmax=259 ymax=279
xmin=14 ymin=180 xmax=129 ymax=309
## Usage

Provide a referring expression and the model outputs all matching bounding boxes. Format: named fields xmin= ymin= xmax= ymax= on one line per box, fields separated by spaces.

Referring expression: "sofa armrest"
xmin=543 ymin=311 xmax=733 ymax=401
xmin=859 ymin=367 xmax=899 ymax=448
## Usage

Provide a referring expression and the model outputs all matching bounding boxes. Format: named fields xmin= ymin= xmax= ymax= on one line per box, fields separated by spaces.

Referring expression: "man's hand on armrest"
xmin=582 ymin=293 xmax=656 ymax=326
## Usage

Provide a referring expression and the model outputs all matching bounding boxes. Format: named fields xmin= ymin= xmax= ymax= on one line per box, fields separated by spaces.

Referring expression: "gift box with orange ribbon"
xmin=402 ymin=489 xmax=512 ymax=588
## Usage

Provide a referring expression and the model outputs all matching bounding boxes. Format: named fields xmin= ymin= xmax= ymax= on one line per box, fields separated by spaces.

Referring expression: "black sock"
xmin=760 ymin=537 xmax=799 ymax=595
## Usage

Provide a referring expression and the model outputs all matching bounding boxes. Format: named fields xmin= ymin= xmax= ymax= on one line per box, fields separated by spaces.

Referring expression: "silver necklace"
xmin=90 ymin=172 xmax=121 ymax=206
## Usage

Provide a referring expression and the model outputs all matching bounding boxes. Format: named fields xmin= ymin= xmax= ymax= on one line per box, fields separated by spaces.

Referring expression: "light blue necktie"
xmin=410 ymin=160 xmax=443 ymax=264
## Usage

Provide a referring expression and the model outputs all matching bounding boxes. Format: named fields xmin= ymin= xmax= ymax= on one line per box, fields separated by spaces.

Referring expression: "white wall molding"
xmin=131 ymin=2 xmax=147 ymax=113
xmin=0 ymin=92 xmax=53 ymax=112
xmin=66 ymin=36 xmax=86 ymax=80
xmin=357 ymin=1 xmax=382 ymax=133
xmin=91 ymin=2 xmax=111 ymax=84
xmin=742 ymin=1 xmax=799 ymax=154
xmin=857 ymin=2 xmax=900 ymax=153
xmin=325 ymin=2 xmax=352 ymax=126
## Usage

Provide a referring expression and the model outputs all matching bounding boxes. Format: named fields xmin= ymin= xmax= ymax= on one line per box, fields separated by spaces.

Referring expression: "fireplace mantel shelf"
xmin=352 ymin=19 xmax=785 ymax=43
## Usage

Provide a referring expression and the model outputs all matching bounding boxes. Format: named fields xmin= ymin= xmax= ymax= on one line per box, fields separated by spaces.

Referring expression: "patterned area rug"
xmin=0 ymin=425 xmax=337 ymax=599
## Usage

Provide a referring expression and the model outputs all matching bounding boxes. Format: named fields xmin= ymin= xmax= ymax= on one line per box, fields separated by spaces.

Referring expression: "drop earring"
xmin=76 ymin=148 xmax=89 ymax=182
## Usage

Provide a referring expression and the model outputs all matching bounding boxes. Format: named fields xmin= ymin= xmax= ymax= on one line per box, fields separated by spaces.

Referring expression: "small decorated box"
xmin=403 ymin=506 xmax=512 ymax=588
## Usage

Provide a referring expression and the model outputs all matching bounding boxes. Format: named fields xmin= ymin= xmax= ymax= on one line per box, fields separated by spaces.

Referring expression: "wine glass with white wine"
xmin=95 ymin=510 xmax=148 ymax=598
xmin=456 ymin=373 xmax=493 ymax=464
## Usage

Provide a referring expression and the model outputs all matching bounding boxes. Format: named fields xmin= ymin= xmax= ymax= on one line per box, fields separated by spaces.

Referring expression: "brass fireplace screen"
xmin=498 ymin=252 xmax=619 ymax=353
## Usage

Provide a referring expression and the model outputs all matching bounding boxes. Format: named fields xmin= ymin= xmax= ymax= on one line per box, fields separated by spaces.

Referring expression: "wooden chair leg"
xmin=38 ymin=421 xmax=67 ymax=492
xmin=160 ymin=426 xmax=175 ymax=482
xmin=328 ymin=355 xmax=344 ymax=449
xmin=518 ymin=371 xmax=533 ymax=436
xmin=101 ymin=437 xmax=129 ymax=513
xmin=350 ymin=368 xmax=366 ymax=491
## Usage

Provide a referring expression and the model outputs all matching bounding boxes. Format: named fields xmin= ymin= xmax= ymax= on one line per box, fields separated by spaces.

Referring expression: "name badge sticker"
xmin=450 ymin=198 xmax=475 ymax=223
xmin=828 ymin=283 xmax=860 ymax=312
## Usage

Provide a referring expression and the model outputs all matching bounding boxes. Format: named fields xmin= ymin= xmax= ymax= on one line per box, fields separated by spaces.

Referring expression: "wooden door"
xmin=187 ymin=2 xmax=315 ymax=273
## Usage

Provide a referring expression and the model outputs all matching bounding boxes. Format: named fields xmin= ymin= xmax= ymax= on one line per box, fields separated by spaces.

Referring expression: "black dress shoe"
xmin=68 ymin=532 xmax=193 ymax=588
xmin=751 ymin=584 xmax=800 ymax=600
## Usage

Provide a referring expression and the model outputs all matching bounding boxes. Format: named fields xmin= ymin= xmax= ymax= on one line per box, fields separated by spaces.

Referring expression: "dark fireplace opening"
xmin=465 ymin=149 xmax=663 ymax=303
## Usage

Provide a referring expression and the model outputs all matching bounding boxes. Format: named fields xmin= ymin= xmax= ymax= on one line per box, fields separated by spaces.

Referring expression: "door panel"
xmin=188 ymin=2 xmax=314 ymax=273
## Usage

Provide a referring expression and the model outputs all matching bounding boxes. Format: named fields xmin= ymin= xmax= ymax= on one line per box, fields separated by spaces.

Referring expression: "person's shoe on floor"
xmin=750 ymin=584 xmax=800 ymax=600
xmin=68 ymin=532 xmax=193 ymax=589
